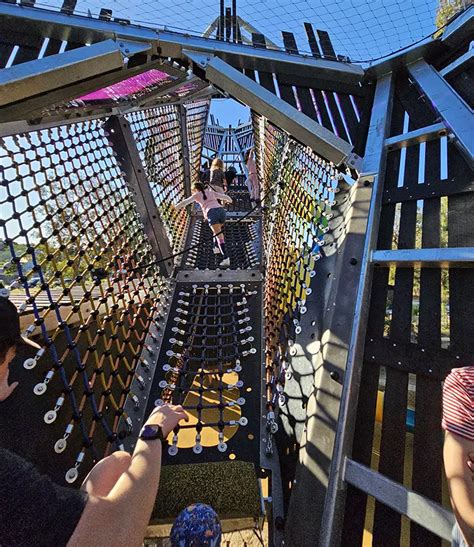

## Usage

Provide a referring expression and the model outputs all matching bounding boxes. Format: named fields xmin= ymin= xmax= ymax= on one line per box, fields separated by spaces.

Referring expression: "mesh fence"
xmin=253 ymin=114 xmax=338 ymax=439
xmin=126 ymin=106 xmax=190 ymax=254
xmin=0 ymin=118 xmax=169 ymax=483
xmin=183 ymin=100 xmax=210 ymax=185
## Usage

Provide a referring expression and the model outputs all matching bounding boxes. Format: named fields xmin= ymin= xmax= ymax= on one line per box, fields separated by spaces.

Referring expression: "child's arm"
xmin=444 ymin=432 xmax=474 ymax=545
xmin=175 ymin=195 xmax=195 ymax=210
xmin=214 ymin=192 xmax=232 ymax=204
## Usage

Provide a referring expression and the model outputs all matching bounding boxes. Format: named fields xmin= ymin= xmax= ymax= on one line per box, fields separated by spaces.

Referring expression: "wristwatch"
xmin=139 ymin=424 xmax=166 ymax=442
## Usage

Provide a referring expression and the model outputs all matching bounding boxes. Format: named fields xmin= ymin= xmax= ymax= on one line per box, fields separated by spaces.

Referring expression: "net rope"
xmin=26 ymin=0 xmax=455 ymax=63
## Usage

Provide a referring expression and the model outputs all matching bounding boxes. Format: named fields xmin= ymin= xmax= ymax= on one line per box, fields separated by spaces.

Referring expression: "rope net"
xmin=253 ymin=113 xmax=338 ymax=449
xmin=149 ymin=282 xmax=258 ymax=458
xmin=0 ymin=100 xmax=211 ymax=482
xmin=26 ymin=0 xmax=449 ymax=63
xmin=126 ymin=106 xmax=191 ymax=254
xmin=0 ymin=118 xmax=170 ymax=483
xmin=183 ymin=100 xmax=211 ymax=185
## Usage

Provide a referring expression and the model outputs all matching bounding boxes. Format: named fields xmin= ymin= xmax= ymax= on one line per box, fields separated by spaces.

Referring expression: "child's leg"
xmin=210 ymin=223 xmax=227 ymax=257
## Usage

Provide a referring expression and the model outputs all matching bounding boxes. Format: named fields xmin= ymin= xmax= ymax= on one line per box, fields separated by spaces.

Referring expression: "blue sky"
xmin=35 ymin=0 xmax=439 ymax=62
xmin=209 ymin=99 xmax=250 ymax=127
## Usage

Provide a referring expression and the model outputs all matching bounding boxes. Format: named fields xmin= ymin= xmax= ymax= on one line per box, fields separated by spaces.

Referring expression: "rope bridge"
xmin=0 ymin=2 xmax=472 ymax=545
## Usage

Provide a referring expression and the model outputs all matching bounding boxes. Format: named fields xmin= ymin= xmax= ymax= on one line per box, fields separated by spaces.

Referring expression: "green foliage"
xmin=435 ymin=0 xmax=467 ymax=29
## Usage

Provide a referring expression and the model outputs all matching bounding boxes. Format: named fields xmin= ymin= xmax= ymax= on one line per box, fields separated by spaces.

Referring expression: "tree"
xmin=435 ymin=0 xmax=468 ymax=29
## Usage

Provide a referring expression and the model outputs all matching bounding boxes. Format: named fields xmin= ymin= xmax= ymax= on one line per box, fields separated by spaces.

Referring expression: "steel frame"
xmin=384 ymin=122 xmax=448 ymax=151
xmin=440 ymin=41 xmax=473 ymax=77
xmin=318 ymin=73 xmax=395 ymax=547
xmin=343 ymin=458 xmax=454 ymax=541
xmin=407 ymin=58 xmax=473 ymax=165
xmin=205 ymin=123 xmax=252 ymax=173
xmin=371 ymin=247 xmax=474 ymax=267
xmin=104 ymin=115 xmax=174 ymax=277
xmin=0 ymin=38 xmax=150 ymax=108
xmin=0 ymin=55 xmax=193 ymax=124
xmin=184 ymin=50 xmax=359 ymax=168
xmin=0 ymin=3 xmax=363 ymax=88
xmin=0 ymin=79 xmax=214 ymax=138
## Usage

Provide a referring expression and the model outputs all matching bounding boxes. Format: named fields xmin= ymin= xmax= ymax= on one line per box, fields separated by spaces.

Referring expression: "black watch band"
xmin=139 ymin=424 xmax=166 ymax=442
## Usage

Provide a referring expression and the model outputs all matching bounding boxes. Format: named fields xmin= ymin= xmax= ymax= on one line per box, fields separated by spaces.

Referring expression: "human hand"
xmin=468 ymin=452 xmax=474 ymax=474
xmin=145 ymin=404 xmax=188 ymax=437
xmin=0 ymin=365 xmax=18 ymax=402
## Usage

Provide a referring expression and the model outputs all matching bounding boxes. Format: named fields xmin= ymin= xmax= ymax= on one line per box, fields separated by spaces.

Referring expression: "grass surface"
xmin=152 ymin=461 xmax=261 ymax=522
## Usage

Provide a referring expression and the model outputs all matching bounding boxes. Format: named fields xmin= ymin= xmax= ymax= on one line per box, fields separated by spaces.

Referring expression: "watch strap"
xmin=139 ymin=424 xmax=166 ymax=441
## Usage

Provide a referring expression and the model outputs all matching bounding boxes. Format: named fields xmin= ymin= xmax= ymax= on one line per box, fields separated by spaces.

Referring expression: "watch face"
xmin=140 ymin=425 xmax=163 ymax=440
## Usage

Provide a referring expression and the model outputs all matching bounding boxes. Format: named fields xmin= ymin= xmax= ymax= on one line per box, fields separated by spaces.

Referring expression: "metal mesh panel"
xmin=0 ymin=119 xmax=168 ymax=484
xmin=148 ymin=282 xmax=259 ymax=460
xmin=253 ymin=115 xmax=337 ymax=435
xmin=126 ymin=106 xmax=189 ymax=253
xmin=184 ymin=100 xmax=210 ymax=184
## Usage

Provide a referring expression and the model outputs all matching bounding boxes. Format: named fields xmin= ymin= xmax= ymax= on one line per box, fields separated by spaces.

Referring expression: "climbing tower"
xmin=0 ymin=1 xmax=473 ymax=545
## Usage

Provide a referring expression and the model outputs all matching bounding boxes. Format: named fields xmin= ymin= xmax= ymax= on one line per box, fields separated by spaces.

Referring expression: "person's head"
xmin=0 ymin=298 xmax=40 ymax=365
xmin=211 ymin=158 xmax=224 ymax=172
xmin=170 ymin=504 xmax=221 ymax=546
xmin=192 ymin=182 xmax=207 ymax=200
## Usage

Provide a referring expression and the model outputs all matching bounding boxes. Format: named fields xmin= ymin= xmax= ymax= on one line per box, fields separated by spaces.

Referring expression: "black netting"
xmin=126 ymin=106 xmax=190 ymax=254
xmin=0 ymin=118 xmax=167 ymax=483
xmin=253 ymin=113 xmax=338 ymax=442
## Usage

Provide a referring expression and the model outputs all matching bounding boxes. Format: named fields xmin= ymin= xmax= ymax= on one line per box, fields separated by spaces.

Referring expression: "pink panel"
xmin=77 ymin=69 xmax=176 ymax=102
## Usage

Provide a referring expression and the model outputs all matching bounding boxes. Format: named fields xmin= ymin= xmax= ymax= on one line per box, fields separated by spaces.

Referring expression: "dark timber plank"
xmin=373 ymin=205 xmax=416 ymax=546
xmin=281 ymin=32 xmax=317 ymax=118
xmin=317 ymin=30 xmax=336 ymax=59
xmin=308 ymin=26 xmax=360 ymax=141
xmin=304 ymin=22 xmax=321 ymax=58
xmin=448 ymin=190 xmax=474 ymax=354
xmin=373 ymin=136 xmax=417 ymax=544
xmin=251 ymin=33 xmax=276 ymax=94
xmin=312 ymin=30 xmax=349 ymax=140
xmin=409 ymin=97 xmax=443 ymax=545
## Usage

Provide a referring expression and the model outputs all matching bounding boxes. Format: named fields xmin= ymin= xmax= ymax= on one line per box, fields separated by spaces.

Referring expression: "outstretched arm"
xmin=68 ymin=404 xmax=188 ymax=547
xmin=175 ymin=195 xmax=195 ymax=210
xmin=444 ymin=431 xmax=474 ymax=545
xmin=214 ymin=191 xmax=232 ymax=204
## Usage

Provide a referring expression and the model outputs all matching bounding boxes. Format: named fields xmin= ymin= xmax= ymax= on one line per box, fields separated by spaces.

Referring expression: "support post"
xmin=104 ymin=115 xmax=174 ymax=276
xmin=407 ymin=58 xmax=473 ymax=165
xmin=317 ymin=73 xmax=394 ymax=546
xmin=179 ymin=104 xmax=193 ymax=196
xmin=232 ymin=0 xmax=238 ymax=43
xmin=219 ymin=0 xmax=225 ymax=41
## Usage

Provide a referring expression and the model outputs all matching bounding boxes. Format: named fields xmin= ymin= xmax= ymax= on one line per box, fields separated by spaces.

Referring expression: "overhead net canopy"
xmin=31 ymin=0 xmax=445 ymax=62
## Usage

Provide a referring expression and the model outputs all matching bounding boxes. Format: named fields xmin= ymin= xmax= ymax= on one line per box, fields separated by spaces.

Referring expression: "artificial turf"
xmin=151 ymin=461 xmax=261 ymax=522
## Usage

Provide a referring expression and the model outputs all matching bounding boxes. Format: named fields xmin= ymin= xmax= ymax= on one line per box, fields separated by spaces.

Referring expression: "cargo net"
xmin=183 ymin=218 xmax=259 ymax=271
xmin=184 ymin=100 xmax=210 ymax=185
xmin=146 ymin=283 xmax=260 ymax=461
xmin=226 ymin=175 xmax=254 ymax=213
xmin=126 ymin=105 xmax=189 ymax=253
xmin=253 ymin=115 xmax=338 ymax=446
xmin=0 ymin=119 xmax=167 ymax=484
